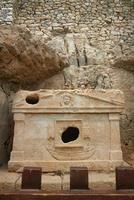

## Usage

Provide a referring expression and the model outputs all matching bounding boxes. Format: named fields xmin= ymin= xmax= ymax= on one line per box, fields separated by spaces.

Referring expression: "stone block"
xmin=9 ymin=89 xmax=124 ymax=173
xmin=21 ymin=167 xmax=42 ymax=190
xmin=116 ymin=166 xmax=134 ymax=190
xmin=70 ymin=167 xmax=89 ymax=190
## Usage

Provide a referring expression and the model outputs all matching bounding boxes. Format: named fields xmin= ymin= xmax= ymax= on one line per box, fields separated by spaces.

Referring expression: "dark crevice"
xmin=63 ymin=36 xmax=69 ymax=54
xmin=83 ymin=46 xmax=88 ymax=65
xmin=74 ymin=43 xmax=80 ymax=67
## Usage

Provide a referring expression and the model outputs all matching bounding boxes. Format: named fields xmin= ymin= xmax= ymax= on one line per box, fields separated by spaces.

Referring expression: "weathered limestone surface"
xmin=0 ymin=166 xmax=115 ymax=192
xmin=113 ymin=56 xmax=134 ymax=74
xmin=9 ymin=89 xmax=124 ymax=172
xmin=13 ymin=0 xmax=134 ymax=67
xmin=0 ymin=25 xmax=69 ymax=165
xmin=41 ymin=33 xmax=134 ymax=166
xmin=0 ymin=26 xmax=69 ymax=88
xmin=63 ymin=172 xmax=115 ymax=190
xmin=47 ymin=34 xmax=108 ymax=68
xmin=0 ymin=165 xmax=61 ymax=192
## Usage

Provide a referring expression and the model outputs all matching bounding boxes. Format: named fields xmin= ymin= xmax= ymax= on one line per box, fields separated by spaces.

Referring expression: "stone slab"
xmin=63 ymin=172 xmax=115 ymax=190
xmin=0 ymin=166 xmax=116 ymax=192
xmin=0 ymin=166 xmax=61 ymax=192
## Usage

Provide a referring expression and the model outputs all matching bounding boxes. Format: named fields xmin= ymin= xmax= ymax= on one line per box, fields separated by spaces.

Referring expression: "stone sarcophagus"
xmin=9 ymin=89 xmax=124 ymax=172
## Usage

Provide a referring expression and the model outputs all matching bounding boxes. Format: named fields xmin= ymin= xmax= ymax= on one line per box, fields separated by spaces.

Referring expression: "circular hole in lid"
xmin=26 ymin=94 xmax=39 ymax=105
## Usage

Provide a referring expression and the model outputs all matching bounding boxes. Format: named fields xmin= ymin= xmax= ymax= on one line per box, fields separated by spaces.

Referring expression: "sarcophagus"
xmin=9 ymin=89 xmax=124 ymax=172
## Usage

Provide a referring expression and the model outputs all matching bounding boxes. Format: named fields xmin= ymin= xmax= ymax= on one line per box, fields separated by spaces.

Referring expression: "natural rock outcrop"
xmin=42 ymin=33 xmax=134 ymax=166
xmin=0 ymin=87 xmax=10 ymax=166
xmin=47 ymin=34 xmax=108 ymax=67
xmin=0 ymin=26 xmax=69 ymax=88
xmin=113 ymin=57 xmax=134 ymax=74
xmin=0 ymin=25 xmax=69 ymax=165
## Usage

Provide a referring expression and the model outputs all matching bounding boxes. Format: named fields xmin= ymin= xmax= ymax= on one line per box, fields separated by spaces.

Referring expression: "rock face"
xmin=0 ymin=26 xmax=69 ymax=88
xmin=47 ymin=34 xmax=108 ymax=68
xmin=113 ymin=57 xmax=134 ymax=74
xmin=0 ymin=26 xmax=69 ymax=165
xmin=41 ymin=34 xmax=134 ymax=166
xmin=0 ymin=87 xmax=10 ymax=166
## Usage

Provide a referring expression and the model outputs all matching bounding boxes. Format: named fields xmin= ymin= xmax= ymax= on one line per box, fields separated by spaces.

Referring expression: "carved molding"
xmin=109 ymin=113 xmax=120 ymax=121
xmin=47 ymin=137 xmax=95 ymax=160
xmin=46 ymin=119 xmax=95 ymax=160
xmin=13 ymin=89 xmax=125 ymax=111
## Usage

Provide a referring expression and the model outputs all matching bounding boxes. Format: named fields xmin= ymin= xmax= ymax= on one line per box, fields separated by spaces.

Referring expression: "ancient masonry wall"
xmin=7 ymin=0 xmax=134 ymax=59
xmin=14 ymin=0 xmax=134 ymax=36
xmin=0 ymin=0 xmax=133 ymax=61
xmin=0 ymin=0 xmax=14 ymax=25
xmin=0 ymin=0 xmax=133 ymax=76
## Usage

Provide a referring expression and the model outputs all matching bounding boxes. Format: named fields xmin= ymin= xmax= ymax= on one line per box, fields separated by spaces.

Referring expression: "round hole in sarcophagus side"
xmin=25 ymin=94 xmax=39 ymax=105
xmin=61 ymin=127 xmax=79 ymax=143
